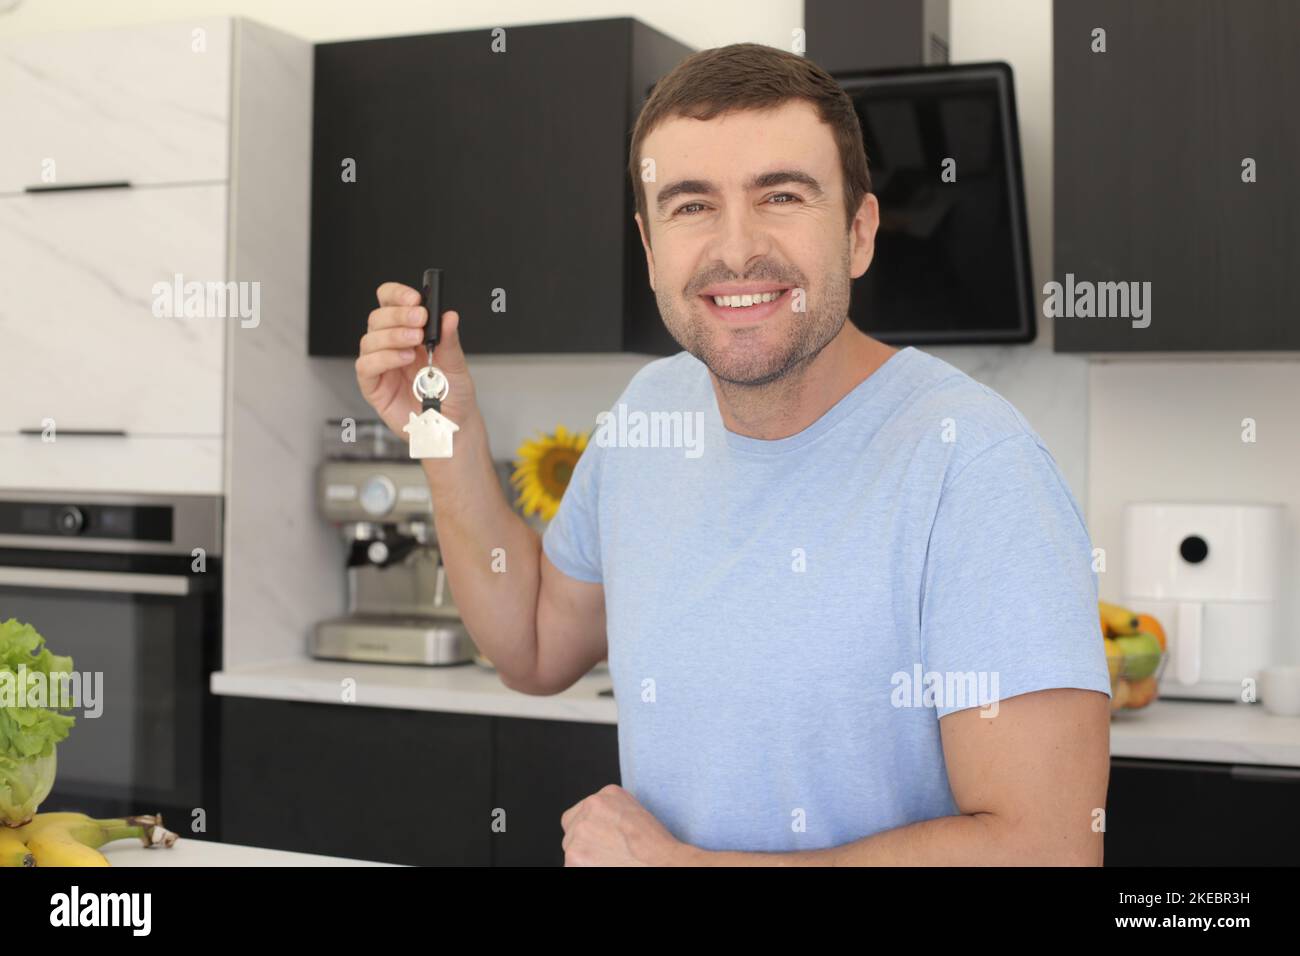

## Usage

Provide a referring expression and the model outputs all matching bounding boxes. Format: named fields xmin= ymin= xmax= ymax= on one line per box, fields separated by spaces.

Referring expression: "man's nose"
xmin=705 ymin=202 xmax=774 ymax=276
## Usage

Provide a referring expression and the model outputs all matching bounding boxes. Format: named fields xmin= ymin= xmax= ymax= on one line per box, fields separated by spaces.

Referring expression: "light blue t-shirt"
xmin=542 ymin=345 xmax=1112 ymax=853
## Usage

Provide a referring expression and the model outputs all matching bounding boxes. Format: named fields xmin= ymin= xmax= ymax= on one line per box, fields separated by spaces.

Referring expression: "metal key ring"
xmin=412 ymin=365 xmax=450 ymax=403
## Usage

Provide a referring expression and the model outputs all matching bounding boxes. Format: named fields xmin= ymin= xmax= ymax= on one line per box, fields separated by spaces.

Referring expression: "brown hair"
xmin=628 ymin=42 xmax=871 ymax=236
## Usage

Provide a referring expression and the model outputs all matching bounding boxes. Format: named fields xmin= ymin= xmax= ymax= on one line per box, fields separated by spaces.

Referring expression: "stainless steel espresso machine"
xmin=311 ymin=420 xmax=476 ymax=665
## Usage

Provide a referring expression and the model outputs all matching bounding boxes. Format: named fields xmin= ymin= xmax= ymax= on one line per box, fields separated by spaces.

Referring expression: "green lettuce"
xmin=0 ymin=618 xmax=76 ymax=823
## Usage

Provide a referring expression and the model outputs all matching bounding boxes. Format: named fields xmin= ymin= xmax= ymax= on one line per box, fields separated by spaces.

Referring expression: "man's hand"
xmin=356 ymin=281 xmax=479 ymax=440
xmin=561 ymin=784 xmax=691 ymax=866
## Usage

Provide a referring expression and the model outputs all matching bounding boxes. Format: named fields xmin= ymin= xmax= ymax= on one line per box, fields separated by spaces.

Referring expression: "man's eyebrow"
xmin=746 ymin=169 xmax=824 ymax=195
xmin=655 ymin=179 xmax=714 ymax=213
xmin=654 ymin=169 xmax=825 ymax=213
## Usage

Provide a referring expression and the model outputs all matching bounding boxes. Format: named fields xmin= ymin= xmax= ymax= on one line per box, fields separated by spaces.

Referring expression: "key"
xmin=403 ymin=268 xmax=459 ymax=459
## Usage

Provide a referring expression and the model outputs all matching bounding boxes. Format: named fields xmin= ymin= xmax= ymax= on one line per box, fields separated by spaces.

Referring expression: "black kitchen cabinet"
xmin=804 ymin=0 xmax=950 ymax=74
xmin=491 ymin=716 xmax=622 ymax=866
xmin=1105 ymin=758 xmax=1300 ymax=866
xmin=1053 ymin=0 xmax=1300 ymax=352
xmin=308 ymin=18 xmax=691 ymax=357
xmin=221 ymin=696 xmax=619 ymax=866
xmin=221 ymin=697 xmax=494 ymax=865
xmin=223 ymin=697 xmax=1300 ymax=865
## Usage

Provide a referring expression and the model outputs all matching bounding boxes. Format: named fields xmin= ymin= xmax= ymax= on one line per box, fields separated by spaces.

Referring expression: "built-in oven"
xmin=0 ymin=491 xmax=222 ymax=838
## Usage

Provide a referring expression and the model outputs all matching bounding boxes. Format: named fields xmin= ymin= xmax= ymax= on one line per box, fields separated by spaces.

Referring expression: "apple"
xmin=1115 ymin=633 xmax=1162 ymax=680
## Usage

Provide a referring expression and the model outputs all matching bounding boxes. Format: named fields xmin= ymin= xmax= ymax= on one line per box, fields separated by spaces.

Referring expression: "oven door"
xmin=0 ymin=547 xmax=221 ymax=831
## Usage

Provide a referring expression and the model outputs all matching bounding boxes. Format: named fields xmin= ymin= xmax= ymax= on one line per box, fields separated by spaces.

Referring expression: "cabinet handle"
xmin=1230 ymin=765 xmax=1300 ymax=783
xmin=0 ymin=567 xmax=191 ymax=596
xmin=23 ymin=181 xmax=132 ymax=194
xmin=19 ymin=429 xmax=127 ymax=437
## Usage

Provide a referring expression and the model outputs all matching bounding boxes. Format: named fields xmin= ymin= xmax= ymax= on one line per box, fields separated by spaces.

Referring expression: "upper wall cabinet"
xmin=0 ymin=18 xmax=311 ymax=496
xmin=1054 ymin=0 xmax=1300 ymax=352
xmin=0 ymin=185 xmax=228 ymax=435
xmin=0 ymin=19 xmax=232 ymax=192
xmin=308 ymin=18 xmax=691 ymax=357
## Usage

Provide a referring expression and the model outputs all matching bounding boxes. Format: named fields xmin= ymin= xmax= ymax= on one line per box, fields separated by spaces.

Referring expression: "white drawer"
xmin=0 ymin=435 xmax=224 ymax=494
xmin=0 ymin=19 xmax=231 ymax=192
xmin=0 ymin=184 xmax=229 ymax=436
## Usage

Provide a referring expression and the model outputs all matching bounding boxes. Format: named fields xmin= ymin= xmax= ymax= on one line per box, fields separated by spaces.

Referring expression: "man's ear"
xmin=635 ymin=211 xmax=656 ymax=292
xmin=848 ymin=192 xmax=880 ymax=280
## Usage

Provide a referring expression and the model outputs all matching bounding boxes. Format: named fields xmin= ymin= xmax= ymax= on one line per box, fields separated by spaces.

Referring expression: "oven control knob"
xmin=57 ymin=505 xmax=85 ymax=535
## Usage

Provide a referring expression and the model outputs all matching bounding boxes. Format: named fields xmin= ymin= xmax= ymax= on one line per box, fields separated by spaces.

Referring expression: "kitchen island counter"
xmin=104 ymin=838 xmax=395 ymax=866
xmin=212 ymin=660 xmax=1300 ymax=767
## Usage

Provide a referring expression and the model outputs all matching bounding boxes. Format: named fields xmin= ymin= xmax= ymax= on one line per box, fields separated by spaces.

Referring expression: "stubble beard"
xmin=657 ymin=246 xmax=853 ymax=391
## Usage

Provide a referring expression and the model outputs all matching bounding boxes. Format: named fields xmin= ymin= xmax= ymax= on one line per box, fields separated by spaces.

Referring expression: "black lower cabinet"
xmin=1106 ymin=758 xmax=1300 ymax=866
xmin=220 ymin=697 xmax=619 ymax=866
xmin=491 ymin=717 xmax=622 ymax=867
xmin=221 ymin=697 xmax=493 ymax=865
xmin=225 ymin=700 xmax=1300 ymax=866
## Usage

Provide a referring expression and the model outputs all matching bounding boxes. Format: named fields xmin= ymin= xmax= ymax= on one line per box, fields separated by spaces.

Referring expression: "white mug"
xmin=1259 ymin=665 xmax=1300 ymax=717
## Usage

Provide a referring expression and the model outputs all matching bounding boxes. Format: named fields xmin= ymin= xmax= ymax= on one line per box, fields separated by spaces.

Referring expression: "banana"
xmin=26 ymin=827 xmax=110 ymax=867
xmin=18 ymin=811 xmax=178 ymax=866
xmin=1098 ymin=600 xmax=1140 ymax=637
xmin=0 ymin=827 xmax=34 ymax=867
xmin=13 ymin=812 xmax=94 ymax=835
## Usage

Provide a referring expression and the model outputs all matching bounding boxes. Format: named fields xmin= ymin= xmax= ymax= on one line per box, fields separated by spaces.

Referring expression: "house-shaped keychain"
xmin=403 ymin=407 xmax=459 ymax=459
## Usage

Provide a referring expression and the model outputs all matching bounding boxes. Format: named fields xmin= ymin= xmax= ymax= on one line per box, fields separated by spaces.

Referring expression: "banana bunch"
xmin=1098 ymin=600 xmax=1141 ymax=638
xmin=0 ymin=812 xmax=177 ymax=867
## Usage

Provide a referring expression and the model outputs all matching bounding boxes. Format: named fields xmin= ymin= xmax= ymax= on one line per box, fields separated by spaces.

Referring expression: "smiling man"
xmin=356 ymin=43 xmax=1111 ymax=866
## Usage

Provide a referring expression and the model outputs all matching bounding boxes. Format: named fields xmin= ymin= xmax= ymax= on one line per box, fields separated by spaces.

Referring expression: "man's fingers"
xmin=560 ymin=796 xmax=586 ymax=832
xmin=355 ymin=347 xmax=415 ymax=382
xmin=368 ymin=304 xmax=426 ymax=333
xmin=432 ymin=309 xmax=468 ymax=373
xmin=361 ymin=325 xmax=426 ymax=354
xmin=376 ymin=281 xmax=421 ymax=307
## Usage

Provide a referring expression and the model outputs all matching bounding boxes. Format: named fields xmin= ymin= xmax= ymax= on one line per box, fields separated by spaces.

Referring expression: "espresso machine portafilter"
xmin=311 ymin=420 xmax=476 ymax=665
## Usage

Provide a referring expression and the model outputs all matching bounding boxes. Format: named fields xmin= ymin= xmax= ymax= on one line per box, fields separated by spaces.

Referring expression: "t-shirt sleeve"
xmin=540 ymin=437 xmax=605 ymax=584
xmin=918 ymin=433 xmax=1112 ymax=719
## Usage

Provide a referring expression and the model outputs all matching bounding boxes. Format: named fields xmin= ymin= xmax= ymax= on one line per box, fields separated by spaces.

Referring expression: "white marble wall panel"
xmin=221 ymin=19 xmax=346 ymax=669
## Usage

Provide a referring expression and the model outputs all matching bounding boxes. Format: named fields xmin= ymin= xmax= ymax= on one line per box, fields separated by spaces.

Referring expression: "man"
xmin=356 ymin=43 xmax=1111 ymax=865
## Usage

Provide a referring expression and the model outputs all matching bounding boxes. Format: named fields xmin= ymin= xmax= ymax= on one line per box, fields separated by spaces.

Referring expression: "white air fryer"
xmin=1123 ymin=502 xmax=1287 ymax=702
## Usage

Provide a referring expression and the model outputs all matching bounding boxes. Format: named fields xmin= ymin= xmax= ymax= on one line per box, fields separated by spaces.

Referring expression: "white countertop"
xmin=1109 ymin=698 xmax=1300 ymax=768
xmin=103 ymin=838 xmax=394 ymax=867
xmin=212 ymin=659 xmax=1300 ymax=766
xmin=211 ymin=657 xmax=618 ymax=724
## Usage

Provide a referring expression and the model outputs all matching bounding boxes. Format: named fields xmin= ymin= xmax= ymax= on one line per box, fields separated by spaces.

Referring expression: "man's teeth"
xmin=710 ymin=290 xmax=783 ymax=308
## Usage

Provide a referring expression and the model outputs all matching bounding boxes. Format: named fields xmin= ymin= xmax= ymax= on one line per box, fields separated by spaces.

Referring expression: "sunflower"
xmin=511 ymin=425 xmax=589 ymax=522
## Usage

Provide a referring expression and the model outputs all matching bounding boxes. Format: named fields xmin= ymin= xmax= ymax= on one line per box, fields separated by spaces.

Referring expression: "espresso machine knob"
xmin=359 ymin=475 xmax=397 ymax=518
xmin=367 ymin=540 xmax=390 ymax=565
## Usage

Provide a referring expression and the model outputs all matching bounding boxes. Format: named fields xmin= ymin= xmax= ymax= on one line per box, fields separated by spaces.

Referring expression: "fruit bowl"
xmin=1099 ymin=602 xmax=1168 ymax=716
xmin=1107 ymin=649 xmax=1168 ymax=714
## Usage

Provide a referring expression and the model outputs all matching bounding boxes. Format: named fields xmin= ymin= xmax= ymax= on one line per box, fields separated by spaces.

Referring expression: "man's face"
xmin=636 ymin=100 xmax=878 ymax=387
